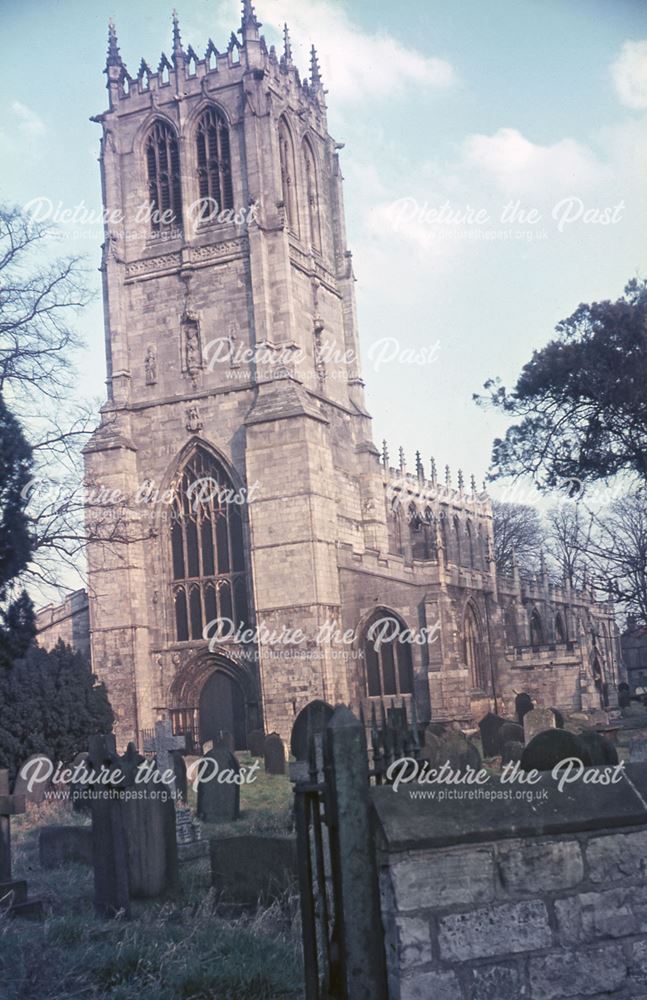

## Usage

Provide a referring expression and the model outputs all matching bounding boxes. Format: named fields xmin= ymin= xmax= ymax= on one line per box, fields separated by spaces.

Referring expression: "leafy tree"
xmin=478 ymin=279 xmax=647 ymax=490
xmin=491 ymin=500 xmax=543 ymax=575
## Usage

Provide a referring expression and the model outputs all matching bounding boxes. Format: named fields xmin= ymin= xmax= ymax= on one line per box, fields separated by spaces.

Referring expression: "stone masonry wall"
xmin=380 ymin=826 xmax=647 ymax=1000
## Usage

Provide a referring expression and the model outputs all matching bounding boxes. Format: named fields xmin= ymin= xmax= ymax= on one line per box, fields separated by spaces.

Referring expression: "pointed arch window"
xmin=278 ymin=117 xmax=299 ymax=235
xmin=464 ymin=602 xmax=487 ymax=690
xmin=453 ymin=516 xmax=462 ymax=565
xmin=303 ymin=138 xmax=321 ymax=251
xmin=145 ymin=120 xmax=183 ymax=235
xmin=466 ymin=520 xmax=475 ymax=568
xmin=170 ymin=447 xmax=249 ymax=642
xmin=529 ymin=609 xmax=544 ymax=647
xmin=196 ymin=106 xmax=233 ymax=220
xmin=555 ymin=612 xmax=567 ymax=643
xmin=363 ymin=610 xmax=414 ymax=698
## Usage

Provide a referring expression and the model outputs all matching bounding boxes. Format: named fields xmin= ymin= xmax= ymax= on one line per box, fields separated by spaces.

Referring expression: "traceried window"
xmin=170 ymin=447 xmax=249 ymax=642
xmin=196 ymin=106 xmax=233 ymax=219
xmin=145 ymin=120 xmax=182 ymax=235
xmin=530 ymin=609 xmax=544 ymax=646
xmin=363 ymin=610 xmax=414 ymax=698
xmin=303 ymin=138 xmax=321 ymax=251
xmin=555 ymin=612 xmax=567 ymax=643
xmin=464 ymin=602 xmax=487 ymax=690
xmin=278 ymin=117 xmax=299 ymax=234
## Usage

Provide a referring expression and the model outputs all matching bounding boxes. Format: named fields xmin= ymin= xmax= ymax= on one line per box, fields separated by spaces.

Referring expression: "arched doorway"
xmin=199 ymin=669 xmax=247 ymax=750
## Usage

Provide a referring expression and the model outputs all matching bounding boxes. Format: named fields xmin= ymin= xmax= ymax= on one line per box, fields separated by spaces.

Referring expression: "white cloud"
xmin=463 ymin=127 xmax=605 ymax=196
xmin=611 ymin=40 xmax=647 ymax=110
xmin=11 ymin=101 xmax=46 ymax=138
xmin=208 ymin=0 xmax=456 ymax=103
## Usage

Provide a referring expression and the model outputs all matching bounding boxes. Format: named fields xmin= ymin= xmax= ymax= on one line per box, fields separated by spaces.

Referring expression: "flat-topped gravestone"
xmin=13 ymin=754 xmax=53 ymax=805
xmin=264 ymin=733 xmax=286 ymax=775
xmin=211 ymin=835 xmax=297 ymax=904
xmin=39 ymin=826 xmax=92 ymax=869
xmin=523 ymin=708 xmax=556 ymax=745
xmin=499 ymin=722 xmax=524 ymax=748
xmin=247 ymin=729 xmax=265 ymax=757
xmin=479 ymin=713 xmax=506 ymax=758
xmin=143 ymin=720 xmax=186 ymax=799
xmin=197 ymin=746 xmax=240 ymax=823
xmin=290 ymin=701 xmax=334 ymax=761
xmin=521 ymin=730 xmax=593 ymax=772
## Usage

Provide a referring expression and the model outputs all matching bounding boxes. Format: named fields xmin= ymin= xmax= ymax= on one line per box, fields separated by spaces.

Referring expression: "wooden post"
xmin=325 ymin=706 xmax=388 ymax=1000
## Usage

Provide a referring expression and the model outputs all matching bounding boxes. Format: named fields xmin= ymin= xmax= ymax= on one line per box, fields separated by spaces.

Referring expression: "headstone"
xmin=515 ymin=693 xmax=534 ymax=724
xmin=437 ymin=730 xmax=481 ymax=771
xmin=214 ymin=730 xmax=235 ymax=753
xmin=70 ymin=753 xmax=92 ymax=813
xmin=13 ymin=754 xmax=54 ymax=805
xmin=618 ymin=683 xmax=631 ymax=709
xmin=499 ymin=722 xmax=524 ymax=749
xmin=628 ymin=737 xmax=647 ymax=763
xmin=142 ymin=720 xmax=186 ymax=799
xmin=210 ymin=835 xmax=297 ymax=904
xmin=197 ymin=746 xmax=241 ymax=823
xmin=172 ymin=751 xmax=188 ymax=803
xmin=578 ymin=730 xmax=619 ymax=765
xmin=502 ymin=741 xmax=524 ymax=766
xmin=39 ymin=826 xmax=93 ymax=869
xmin=478 ymin=713 xmax=506 ymax=757
xmin=0 ymin=769 xmax=42 ymax=918
xmin=264 ymin=732 xmax=286 ymax=775
xmin=523 ymin=708 xmax=557 ymax=745
xmin=175 ymin=804 xmax=209 ymax=862
xmin=122 ymin=785 xmax=178 ymax=898
xmin=419 ymin=729 xmax=442 ymax=765
xmin=520 ymin=730 xmax=593 ymax=772
xmin=247 ymin=729 xmax=266 ymax=757
xmin=290 ymin=701 xmax=334 ymax=761
xmin=552 ymin=708 xmax=565 ymax=729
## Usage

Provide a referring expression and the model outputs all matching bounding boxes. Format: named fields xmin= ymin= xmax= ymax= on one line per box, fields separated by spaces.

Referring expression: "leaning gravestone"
xmin=290 ymin=700 xmax=334 ymax=761
xmin=502 ymin=741 xmax=524 ymax=766
xmin=515 ymin=693 xmax=535 ymax=724
xmin=264 ymin=733 xmax=286 ymax=775
xmin=523 ymin=708 xmax=556 ymax=745
xmin=13 ymin=754 xmax=54 ymax=805
xmin=521 ymin=729 xmax=593 ymax=772
xmin=479 ymin=713 xmax=506 ymax=757
xmin=247 ymin=729 xmax=265 ymax=757
xmin=197 ymin=746 xmax=240 ymax=823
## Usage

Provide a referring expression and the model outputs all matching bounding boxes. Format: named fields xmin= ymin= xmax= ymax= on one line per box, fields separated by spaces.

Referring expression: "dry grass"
xmin=0 ymin=768 xmax=303 ymax=1000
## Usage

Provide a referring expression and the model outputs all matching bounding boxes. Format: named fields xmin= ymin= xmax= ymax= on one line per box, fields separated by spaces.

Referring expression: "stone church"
xmin=36 ymin=2 xmax=621 ymax=749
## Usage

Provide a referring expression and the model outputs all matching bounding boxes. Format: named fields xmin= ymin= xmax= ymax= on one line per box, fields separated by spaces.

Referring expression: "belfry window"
xmin=464 ymin=602 xmax=487 ymax=690
xmin=278 ymin=117 xmax=299 ymax=234
xmin=363 ymin=610 xmax=414 ymax=698
xmin=171 ymin=447 xmax=249 ymax=642
xmin=145 ymin=121 xmax=182 ymax=235
xmin=196 ymin=106 xmax=233 ymax=219
xmin=303 ymin=139 xmax=321 ymax=251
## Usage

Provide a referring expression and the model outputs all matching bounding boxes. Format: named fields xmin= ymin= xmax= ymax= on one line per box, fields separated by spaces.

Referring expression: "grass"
xmin=0 ymin=762 xmax=304 ymax=1000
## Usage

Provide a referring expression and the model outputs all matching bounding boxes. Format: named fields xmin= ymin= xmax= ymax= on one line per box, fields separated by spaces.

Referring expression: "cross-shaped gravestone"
xmin=143 ymin=720 xmax=185 ymax=797
xmin=0 ymin=768 xmax=42 ymax=918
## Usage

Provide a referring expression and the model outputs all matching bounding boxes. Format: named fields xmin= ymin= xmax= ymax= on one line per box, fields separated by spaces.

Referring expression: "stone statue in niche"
xmin=186 ymin=404 xmax=202 ymax=432
xmin=145 ymin=345 xmax=157 ymax=384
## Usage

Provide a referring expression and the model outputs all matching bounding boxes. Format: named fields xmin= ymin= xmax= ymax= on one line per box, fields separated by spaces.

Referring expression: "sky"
xmin=1 ymin=0 xmax=646 ymax=496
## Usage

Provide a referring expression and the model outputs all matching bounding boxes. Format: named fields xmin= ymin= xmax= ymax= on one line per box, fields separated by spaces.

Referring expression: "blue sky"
xmin=1 ymin=0 xmax=646 ymax=491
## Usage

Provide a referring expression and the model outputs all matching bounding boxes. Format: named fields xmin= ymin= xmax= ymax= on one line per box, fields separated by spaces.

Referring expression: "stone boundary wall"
xmin=373 ymin=772 xmax=647 ymax=999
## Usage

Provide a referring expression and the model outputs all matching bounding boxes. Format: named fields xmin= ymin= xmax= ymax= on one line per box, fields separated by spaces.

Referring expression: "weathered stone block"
xmin=390 ymin=848 xmax=494 ymax=911
xmin=555 ymin=888 xmax=637 ymax=944
xmin=496 ymin=840 xmax=583 ymax=895
xmin=470 ymin=963 xmax=521 ymax=1000
xmin=395 ymin=916 xmax=433 ymax=970
xmin=529 ymin=945 xmax=626 ymax=998
xmin=400 ymin=968 xmax=462 ymax=1000
xmin=586 ymin=830 xmax=647 ymax=883
xmin=438 ymin=900 xmax=551 ymax=962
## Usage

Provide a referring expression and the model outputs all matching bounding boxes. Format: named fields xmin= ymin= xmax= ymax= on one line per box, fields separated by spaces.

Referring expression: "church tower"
xmin=84 ymin=3 xmax=386 ymax=747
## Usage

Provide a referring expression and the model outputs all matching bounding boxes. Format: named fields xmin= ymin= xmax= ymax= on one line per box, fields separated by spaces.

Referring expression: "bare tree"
xmin=545 ymin=503 xmax=594 ymax=588
xmin=586 ymin=490 xmax=647 ymax=622
xmin=491 ymin=500 xmax=543 ymax=576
